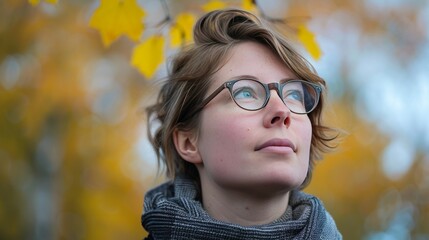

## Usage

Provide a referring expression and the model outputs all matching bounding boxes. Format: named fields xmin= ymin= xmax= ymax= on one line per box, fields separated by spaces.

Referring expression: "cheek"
xmin=199 ymin=113 xmax=247 ymax=152
xmin=298 ymin=117 xmax=313 ymax=162
xmin=303 ymin=120 xmax=313 ymax=148
xmin=197 ymin=111 xmax=251 ymax=167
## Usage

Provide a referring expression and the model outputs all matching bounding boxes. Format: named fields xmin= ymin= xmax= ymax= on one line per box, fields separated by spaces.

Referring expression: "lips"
xmin=255 ymin=138 xmax=296 ymax=152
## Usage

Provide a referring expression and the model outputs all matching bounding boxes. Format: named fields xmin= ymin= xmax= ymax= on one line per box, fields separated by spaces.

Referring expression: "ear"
xmin=173 ymin=129 xmax=202 ymax=164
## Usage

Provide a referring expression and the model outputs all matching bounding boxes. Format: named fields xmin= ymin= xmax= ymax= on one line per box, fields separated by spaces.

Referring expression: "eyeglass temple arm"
xmin=182 ymin=83 xmax=228 ymax=120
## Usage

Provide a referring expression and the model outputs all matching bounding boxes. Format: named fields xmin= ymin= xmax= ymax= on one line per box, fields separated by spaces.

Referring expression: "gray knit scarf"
xmin=142 ymin=177 xmax=342 ymax=240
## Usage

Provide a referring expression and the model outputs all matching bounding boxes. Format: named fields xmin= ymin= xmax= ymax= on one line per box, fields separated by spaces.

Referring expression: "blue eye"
xmin=233 ymin=87 xmax=257 ymax=100
xmin=285 ymin=90 xmax=304 ymax=102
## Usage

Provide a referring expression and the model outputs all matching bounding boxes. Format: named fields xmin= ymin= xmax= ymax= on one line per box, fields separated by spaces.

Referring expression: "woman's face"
xmin=195 ymin=41 xmax=312 ymax=195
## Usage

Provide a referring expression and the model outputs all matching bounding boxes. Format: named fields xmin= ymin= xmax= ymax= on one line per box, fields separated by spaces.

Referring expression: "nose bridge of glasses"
xmin=266 ymin=82 xmax=283 ymax=101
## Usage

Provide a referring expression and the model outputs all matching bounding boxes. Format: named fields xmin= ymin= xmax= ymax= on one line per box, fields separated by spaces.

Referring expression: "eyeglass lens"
xmin=230 ymin=80 xmax=318 ymax=114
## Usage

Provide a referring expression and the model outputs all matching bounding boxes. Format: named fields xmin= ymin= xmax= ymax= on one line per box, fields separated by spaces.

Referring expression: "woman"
xmin=142 ymin=9 xmax=341 ymax=239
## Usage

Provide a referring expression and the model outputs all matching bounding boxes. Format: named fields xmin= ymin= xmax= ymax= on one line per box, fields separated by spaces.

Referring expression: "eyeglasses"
xmin=185 ymin=78 xmax=322 ymax=119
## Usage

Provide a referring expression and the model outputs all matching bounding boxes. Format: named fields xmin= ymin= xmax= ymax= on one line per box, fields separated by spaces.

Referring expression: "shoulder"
xmin=320 ymin=205 xmax=343 ymax=239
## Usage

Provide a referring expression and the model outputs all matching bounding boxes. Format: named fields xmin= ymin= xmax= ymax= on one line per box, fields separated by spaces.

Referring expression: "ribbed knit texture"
xmin=142 ymin=177 xmax=342 ymax=240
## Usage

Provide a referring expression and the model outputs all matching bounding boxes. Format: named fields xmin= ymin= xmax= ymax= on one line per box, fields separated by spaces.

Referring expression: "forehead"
xmin=210 ymin=41 xmax=297 ymax=89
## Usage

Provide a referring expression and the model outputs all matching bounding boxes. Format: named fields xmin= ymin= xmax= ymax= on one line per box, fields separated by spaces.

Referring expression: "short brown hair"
xmin=146 ymin=9 xmax=337 ymax=189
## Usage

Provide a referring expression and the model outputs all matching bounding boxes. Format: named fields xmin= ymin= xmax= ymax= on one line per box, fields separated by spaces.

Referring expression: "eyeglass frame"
xmin=183 ymin=78 xmax=323 ymax=120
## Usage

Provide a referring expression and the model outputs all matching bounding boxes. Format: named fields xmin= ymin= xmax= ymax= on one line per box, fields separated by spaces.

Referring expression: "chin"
xmin=262 ymin=170 xmax=307 ymax=191
xmin=243 ymin=176 xmax=305 ymax=196
xmin=270 ymin=178 xmax=304 ymax=191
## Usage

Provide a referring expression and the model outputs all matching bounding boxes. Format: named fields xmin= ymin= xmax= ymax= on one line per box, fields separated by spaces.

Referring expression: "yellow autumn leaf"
xmin=29 ymin=0 xmax=58 ymax=6
xmin=202 ymin=0 xmax=227 ymax=12
xmin=170 ymin=25 xmax=182 ymax=48
xmin=89 ymin=0 xmax=145 ymax=47
xmin=131 ymin=35 xmax=165 ymax=79
xmin=297 ymin=24 xmax=322 ymax=60
xmin=242 ymin=0 xmax=256 ymax=11
xmin=29 ymin=0 xmax=37 ymax=5
xmin=170 ymin=13 xmax=195 ymax=48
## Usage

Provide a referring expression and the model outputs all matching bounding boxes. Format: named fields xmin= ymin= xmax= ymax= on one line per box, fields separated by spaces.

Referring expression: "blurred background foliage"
xmin=0 ymin=0 xmax=428 ymax=239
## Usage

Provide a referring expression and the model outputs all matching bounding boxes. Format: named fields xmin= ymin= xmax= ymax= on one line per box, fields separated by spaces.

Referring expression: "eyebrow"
xmin=229 ymin=75 xmax=296 ymax=83
xmin=229 ymin=75 xmax=258 ymax=81
xmin=279 ymin=78 xmax=297 ymax=84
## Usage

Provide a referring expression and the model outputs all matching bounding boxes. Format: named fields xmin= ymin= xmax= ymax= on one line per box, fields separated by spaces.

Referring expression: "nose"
xmin=263 ymin=90 xmax=291 ymax=128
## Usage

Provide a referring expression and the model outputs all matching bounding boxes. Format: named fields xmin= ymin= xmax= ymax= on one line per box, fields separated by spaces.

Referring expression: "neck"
xmin=201 ymin=182 xmax=290 ymax=226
